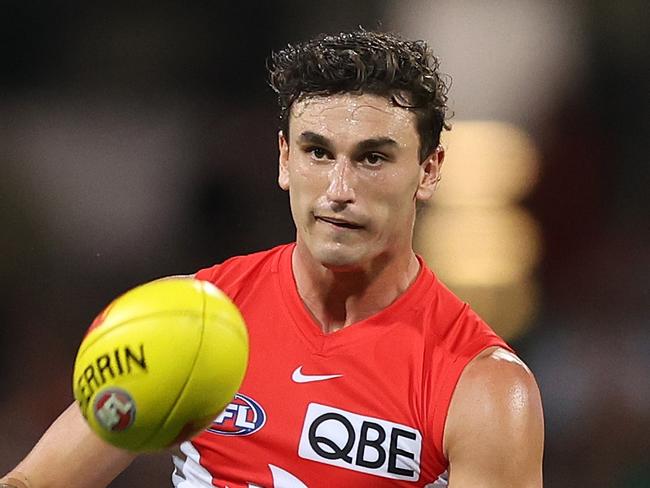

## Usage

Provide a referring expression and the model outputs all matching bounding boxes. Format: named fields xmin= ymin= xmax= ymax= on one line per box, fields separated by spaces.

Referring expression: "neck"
xmin=292 ymin=244 xmax=421 ymax=334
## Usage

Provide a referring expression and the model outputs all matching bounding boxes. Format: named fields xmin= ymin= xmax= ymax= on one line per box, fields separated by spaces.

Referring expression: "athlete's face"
xmin=278 ymin=92 xmax=443 ymax=270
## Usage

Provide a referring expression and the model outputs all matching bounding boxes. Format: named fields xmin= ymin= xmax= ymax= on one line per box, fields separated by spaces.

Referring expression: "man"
xmin=2 ymin=30 xmax=543 ymax=487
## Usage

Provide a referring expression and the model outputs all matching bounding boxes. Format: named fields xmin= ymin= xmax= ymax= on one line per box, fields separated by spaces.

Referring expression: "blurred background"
xmin=0 ymin=1 xmax=648 ymax=486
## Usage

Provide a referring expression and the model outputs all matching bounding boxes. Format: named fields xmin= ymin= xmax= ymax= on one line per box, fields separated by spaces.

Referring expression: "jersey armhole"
xmin=430 ymin=336 xmax=512 ymax=464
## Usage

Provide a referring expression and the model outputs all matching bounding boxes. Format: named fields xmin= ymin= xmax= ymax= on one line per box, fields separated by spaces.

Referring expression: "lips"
xmin=315 ymin=216 xmax=363 ymax=230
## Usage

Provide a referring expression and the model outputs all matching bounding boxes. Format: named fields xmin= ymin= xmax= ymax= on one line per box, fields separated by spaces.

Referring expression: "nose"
xmin=326 ymin=159 xmax=356 ymax=207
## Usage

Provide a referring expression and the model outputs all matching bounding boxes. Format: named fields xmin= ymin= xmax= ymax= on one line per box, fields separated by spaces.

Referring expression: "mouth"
xmin=315 ymin=216 xmax=364 ymax=230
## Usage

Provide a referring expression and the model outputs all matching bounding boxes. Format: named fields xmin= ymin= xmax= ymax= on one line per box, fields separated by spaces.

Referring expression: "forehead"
xmin=289 ymin=93 xmax=419 ymax=146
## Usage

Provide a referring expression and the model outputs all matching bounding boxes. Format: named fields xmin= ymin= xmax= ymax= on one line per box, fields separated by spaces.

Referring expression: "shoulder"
xmin=420 ymin=275 xmax=507 ymax=355
xmin=443 ymin=347 xmax=544 ymax=486
xmin=195 ymin=244 xmax=290 ymax=284
xmin=451 ymin=347 xmax=539 ymax=403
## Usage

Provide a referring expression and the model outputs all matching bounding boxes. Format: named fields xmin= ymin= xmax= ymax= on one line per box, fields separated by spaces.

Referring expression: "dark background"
xmin=1 ymin=2 xmax=648 ymax=487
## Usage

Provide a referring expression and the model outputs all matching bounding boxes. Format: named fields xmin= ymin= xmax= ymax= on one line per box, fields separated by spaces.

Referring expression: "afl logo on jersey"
xmin=207 ymin=393 xmax=266 ymax=436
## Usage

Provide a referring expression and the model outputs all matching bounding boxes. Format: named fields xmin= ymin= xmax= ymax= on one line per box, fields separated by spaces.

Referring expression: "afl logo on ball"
xmin=207 ymin=393 xmax=266 ymax=436
xmin=93 ymin=388 xmax=136 ymax=432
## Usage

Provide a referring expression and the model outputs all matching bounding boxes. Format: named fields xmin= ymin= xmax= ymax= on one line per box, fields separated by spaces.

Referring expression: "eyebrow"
xmin=297 ymin=131 xmax=399 ymax=151
xmin=297 ymin=131 xmax=330 ymax=147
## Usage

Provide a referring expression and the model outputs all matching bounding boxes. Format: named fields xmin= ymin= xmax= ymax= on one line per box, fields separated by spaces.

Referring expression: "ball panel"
xmin=144 ymin=316 xmax=250 ymax=450
xmin=197 ymin=314 xmax=249 ymax=404
xmin=200 ymin=281 xmax=249 ymax=345
xmin=78 ymin=279 xmax=207 ymax=357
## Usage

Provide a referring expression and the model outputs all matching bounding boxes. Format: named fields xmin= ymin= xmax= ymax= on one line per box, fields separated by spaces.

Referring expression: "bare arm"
xmin=444 ymin=347 xmax=544 ymax=487
xmin=2 ymin=403 xmax=137 ymax=488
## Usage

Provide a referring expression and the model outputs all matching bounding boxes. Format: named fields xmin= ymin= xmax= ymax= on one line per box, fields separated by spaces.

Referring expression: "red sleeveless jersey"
xmin=172 ymin=243 xmax=512 ymax=487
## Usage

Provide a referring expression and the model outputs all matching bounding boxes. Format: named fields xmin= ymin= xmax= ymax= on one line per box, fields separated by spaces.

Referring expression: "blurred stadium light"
xmin=415 ymin=121 xmax=541 ymax=340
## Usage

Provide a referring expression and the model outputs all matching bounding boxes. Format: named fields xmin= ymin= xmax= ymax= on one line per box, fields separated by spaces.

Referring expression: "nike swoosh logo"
xmin=291 ymin=366 xmax=343 ymax=383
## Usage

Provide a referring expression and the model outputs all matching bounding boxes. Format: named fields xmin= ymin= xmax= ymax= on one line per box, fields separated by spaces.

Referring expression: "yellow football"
xmin=72 ymin=277 xmax=249 ymax=452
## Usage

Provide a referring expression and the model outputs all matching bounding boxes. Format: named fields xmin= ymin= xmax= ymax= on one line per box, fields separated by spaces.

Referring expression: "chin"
xmin=312 ymin=243 xmax=368 ymax=271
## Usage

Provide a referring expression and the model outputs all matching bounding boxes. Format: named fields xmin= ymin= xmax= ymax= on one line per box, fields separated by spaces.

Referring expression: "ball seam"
xmin=133 ymin=289 xmax=209 ymax=451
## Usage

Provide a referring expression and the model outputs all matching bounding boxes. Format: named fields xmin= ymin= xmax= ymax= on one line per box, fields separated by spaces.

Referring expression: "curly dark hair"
xmin=268 ymin=30 xmax=451 ymax=161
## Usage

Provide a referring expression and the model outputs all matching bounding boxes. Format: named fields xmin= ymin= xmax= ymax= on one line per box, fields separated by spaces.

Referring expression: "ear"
xmin=416 ymin=145 xmax=444 ymax=201
xmin=278 ymin=130 xmax=290 ymax=191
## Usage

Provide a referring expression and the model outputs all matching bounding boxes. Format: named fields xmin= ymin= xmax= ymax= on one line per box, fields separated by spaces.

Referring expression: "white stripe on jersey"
xmin=269 ymin=465 xmax=308 ymax=487
xmin=172 ymin=441 xmax=214 ymax=487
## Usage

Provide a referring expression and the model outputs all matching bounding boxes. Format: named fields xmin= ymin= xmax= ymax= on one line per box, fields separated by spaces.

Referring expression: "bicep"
xmin=444 ymin=348 xmax=544 ymax=488
xmin=13 ymin=403 xmax=136 ymax=488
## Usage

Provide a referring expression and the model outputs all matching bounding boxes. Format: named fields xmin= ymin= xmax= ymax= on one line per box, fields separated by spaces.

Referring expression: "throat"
xmin=302 ymin=293 xmax=369 ymax=334
xmin=292 ymin=247 xmax=422 ymax=334
xmin=321 ymin=319 xmax=347 ymax=335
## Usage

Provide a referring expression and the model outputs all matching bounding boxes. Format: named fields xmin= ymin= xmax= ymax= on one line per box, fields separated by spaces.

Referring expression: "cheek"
xmin=288 ymin=163 xmax=324 ymax=213
xmin=289 ymin=153 xmax=318 ymax=178
xmin=293 ymin=171 xmax=314 ymax=198
xmin=292 ymin=159 xmax=334 ymax=194
xmin=366 ymin=169 xmax=419 ymax=208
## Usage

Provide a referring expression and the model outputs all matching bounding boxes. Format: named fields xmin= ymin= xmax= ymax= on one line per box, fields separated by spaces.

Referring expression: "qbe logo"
xmin=207 ymin=393 xmax=266 ymax=436
xmin=298 ymin=403 xmax=422 ymax=481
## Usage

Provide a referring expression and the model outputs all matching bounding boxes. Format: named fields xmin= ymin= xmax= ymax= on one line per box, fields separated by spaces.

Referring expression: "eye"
xmin=363 ymin=152 xmax=387 ymax=166
xmin=306 ymin=146 xmax=331 ymax=160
